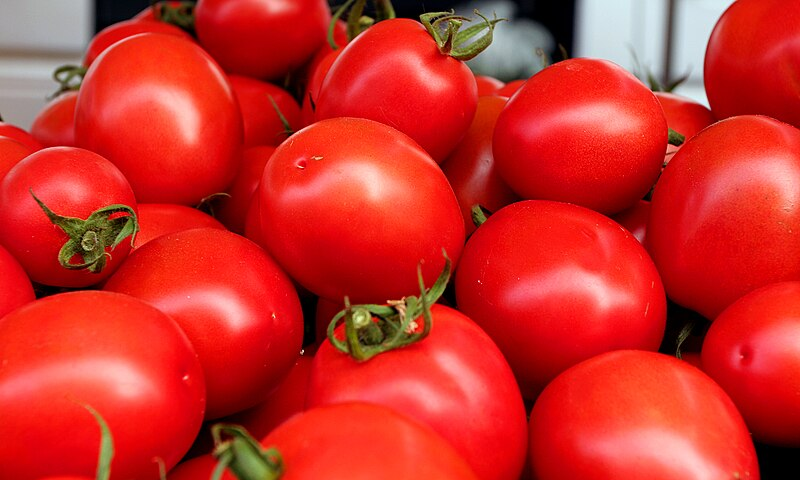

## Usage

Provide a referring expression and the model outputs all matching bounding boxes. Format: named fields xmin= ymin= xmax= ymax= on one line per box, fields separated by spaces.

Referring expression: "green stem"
xmin=420 ymin=9 xmax=505 ymax=61
xmin=211 ymin=424 xmax=283 ymax=480
xmin=668 ymin=128 xmax=685 ymax=146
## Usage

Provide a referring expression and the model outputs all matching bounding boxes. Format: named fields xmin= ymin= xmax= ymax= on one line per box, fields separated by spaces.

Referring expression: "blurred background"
xmin=0 ymin=0 xmax=734 ymax=129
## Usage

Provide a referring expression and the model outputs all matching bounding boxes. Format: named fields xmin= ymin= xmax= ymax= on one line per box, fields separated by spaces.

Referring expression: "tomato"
xmin=29 ymin=90 xmax=77 ymax=148
xmin=103 ymin=227 xmax=304 ymax=420
xmin=653 ymin=91 xmax=716 ymax=140
xmin=0 ymin=146 xmax=138 ymax=288
xmin=228 ymin=75 xmax=301 ymax=147
xmin=704 ymin=0 xmax=800 ymax=128
xmin=169 ymin=403 xmax=480 ymax=480
xmin=82 ymin=18 xmax=194 ymax=67
xmin=74 ymin=32 xmax=243 ymax=205
xmin=611 ymin=198 xmax=650 ymax=245
xmin=194 ymin=0 xmax=331 ymax=81
xmin=258 ymin=117 xmax=464 ymax=304
xmin=0 ymin=243 xmax=35 ymax=318
xmin=455 ymin=200 xmax=666 ymax=400
xmin=528 ymin=350 xmax=759 ymax=479
xmin=314 ymin=16 xmax=481 ymax=162
xmin=0 ymin=121 xmax=44 ymax=151
xmin=214 ymin=145 xmax=274 ymax=235
xmin=474 ymin=74 xmax=505 ymax=95
xmin=299 ymin=47 xmax=342 ymax=128
xmin=492 ymin=58 xmax=668 ymax=215
xmin=701 ymin=281 xmax=800 ymax=447
xmin=440 ymin=94 xmax=520 ymax=237
xmin=307 ymin=303 xmax=528 ymax=480
xmin=132 ymin=203 xmax=226 ymax=250
xmin=0 ymin=290 xmax=206 ymax=480
xmin=0 ymin=135 xmax=34 ymax=181
xmin=647 ymin=115 xmax=800 ymax=320
xmin=492 ymin=78 xmax=525 ymax=97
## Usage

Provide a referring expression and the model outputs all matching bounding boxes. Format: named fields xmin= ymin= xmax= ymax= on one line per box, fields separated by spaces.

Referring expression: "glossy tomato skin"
xmin=194 ymin=0 xmax=331 ymax=81
xmin=701 ymin=281 xmax=800 ymax=447
xmin=314 ymin=18 xmax=478 ymax=162
xmin=653 ymin=91 xmax=716 ymax=140
xmin=528 ymin=350 xmax=759 ymax=480
xmin=30 ymin=90 xmax=78 ymax=148
xmin=611 ymin=198 xmax=650 ymax=245
xmin=307 ymin=304 xmax=528 ymax=480
xmin=704 ymin=0 xmax=800 ymax=128
xmin=227 ymin=75 xmax=301 ymax=147
xmin=455 ymin=200 xmax=666 ymax=400
xmin=214 ymin=145 xmax=274 ymax=235
xmin=74 ymin=32 xmax=243 ymax=205
xmin=103 ymin=227 xmax=304 ymax=420
xmin=0 ymin=290 xmax=206 ymax=480
xmin=647 ymin=115 xmax=800 ymax=320
xmin=258 ymin=117 xmax=464 ymax=304
xmin=440 ymin=95 xmax=520 ymax=238
xmin=132 ymin=203 xmax=226 ymax=250
xmin=0 ymin=146 xmax=138 ymax=288
xmin=0 ymin=243 xmax=35 ymax=318
xmin=82 ymin=18 xmax=194 ymax=67
xmin=0 ymin=135 xmax=34 ymax=181
xmin=492 ymin=58 xmax=668 ymax=215
xmin=0 ymin=121 xmax=44 ymax=151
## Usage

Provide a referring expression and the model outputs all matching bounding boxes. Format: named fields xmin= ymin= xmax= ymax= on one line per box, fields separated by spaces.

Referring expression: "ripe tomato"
xmin=701 ymin=281 xmax=800 ymax=447
xmin=82 ymin=18 xmax=194 ymax=67
xmin=314 ymin=17 xmax=480 ymax=162
xmin=611 ymin=199 xmax=650 ymax=244
xmin=0 ymin=146 xmax=138 ymax=288
xmin=528 ymin=350 xmax=759 ymax=479
xmin=227 ymin=74 xmax=301 ymax=147
xmin=194 ymin=0 xmax=331 ymax=81
xmin=213 ymin=145 xmax=274 ymax=235
xmin=258 ymin=117 xmax=464 ymax=304
xmin=29 ymin=91 xmax=77 ymax=148
xmin=653 ymin=91 xmax=716 ymax=140
xmin=74 ymin=32 xmax=243 ymax=205
xmin=0 ymin=121 xmax=44 ymax=151
xmin=492 ymin=58 xmax=668 ymax=215
xmin=474 ymin=74 xmax=505 ymax=95
xmin=0 ymin=135 xmax=34 ymax=181
xmin=704 ymin=0 xmax=800 ymax=128
xmin=0 ymin=290 xmax=206 ymax=480
xmin=307 ymin=304 xmax=528 ymax=480
xmin=0 ymin=243 xmax=35 ymax=318
xmin=647 ymin=115 xmax=800 ymax=319
xmin=103 ymin=227 xmax=304 ymax=420
xmin=132 ymin=203 xmax=226 ymax=250
xmin=455 ymin=200 xmax=666 ymax=400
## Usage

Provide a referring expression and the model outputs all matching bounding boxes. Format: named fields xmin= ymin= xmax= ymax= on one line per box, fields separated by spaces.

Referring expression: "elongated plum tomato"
xmin=258 ymin=117 xmax=464 ymax=304
xmin=492 ymin=57 xmax=668 ymax=215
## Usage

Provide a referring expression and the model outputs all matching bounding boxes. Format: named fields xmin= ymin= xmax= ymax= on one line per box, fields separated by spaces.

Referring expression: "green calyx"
xmin=211 ymin=424 xmax=283 ymax=480
xmin=328 ymin=0 xmax=396 ymax=49
xmin=420 ymin=9 xmax=505 ymax=61
xmin=327 ymin=253 xmax=452 ymax=362
xmin=153 ymin=0 xmax=196 ymax=35
xmin=31 ymin=190 xmax=139 ymax=274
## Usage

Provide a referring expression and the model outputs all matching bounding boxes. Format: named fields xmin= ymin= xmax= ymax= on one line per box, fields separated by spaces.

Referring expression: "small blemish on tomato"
xmin=739 ymin=345 xmax=753 ymax=366
xmin=296 ymin=159 xmax=307 ymax=169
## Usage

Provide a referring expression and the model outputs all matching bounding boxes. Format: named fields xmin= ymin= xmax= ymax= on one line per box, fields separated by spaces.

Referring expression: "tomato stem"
xmin=420 ymin=9 xmax=505 ymax=61
xmin=211 ymin=424 xmax=283 ymax=480
xmin=50 ymin=64 xmax=86 ymax=99
xmin=153 ymin=0 xmax=196 ymax=35
xmin=668 ymin=128 xmax=685 ymax=146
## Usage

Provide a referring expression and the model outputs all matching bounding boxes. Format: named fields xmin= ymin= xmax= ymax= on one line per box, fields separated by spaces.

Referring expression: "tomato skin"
xmin=0 ymin=121 xmax=44 ymax=151
xmin=30 ymin=91 xmax=78 ymax=148
xmin=647 ymin=115 xmax=800 ymax=320
xmin=492 ymin=58 xmax=668 ymax=215
xmin=610 ymin=198 xmax=650 ymax=245
xmin=74 ymin=32 xmax=243 ymax=205
xmin=258 ymin=117 xmax=464 ymax=304
xmin=0 ymin=135 xmax=35 ymax=181
xmin=0 ymin=243 xmax=35 ymax=318
xmin=194 ymin=0 xmax=331 ymax=81
xmin=228 ymin=75 xmax=301 ymax=147
xmin=704 ymin=0 xmax=800 ymax=128
xmin=455 ymin=200 xmax=666 ymax=400
xmin=314 ymin=18 xmax=478 ymax=162
xmin=103 ymin=227 xmax=304 ymax=420
xmin=701 ymin=281 xmax=800 ymax=447
xmin=653 ymin=91 xmax=716 ymax=140
xmin=132 ymin=203 xmax=226 ymax=250
xmin=214 ymin=145 xmax=274 ymax=235
xmin=0 ymin=146 xmax=137 ymax=288
xmin=307 ymin=304 xmax=528 ymax=480
xmin=0 ymin=290 xmax=206 ymax=480
xmin=82 ymin=18 xmax=194 ymax=67
xmin=474 ymin=74 xmax=505 ymax=95
xmin=528 ymin=350 xmax=759 ymax=480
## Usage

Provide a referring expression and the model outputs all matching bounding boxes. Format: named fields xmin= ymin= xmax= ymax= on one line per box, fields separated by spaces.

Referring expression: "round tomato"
xmin=492 ymin=57 xmax=668 ymax=215
xmin=82 ymin=18 xmax=194 ymax=67
xmin=0 ymin=290 xmax=206 ymax=480
xmin=0 ymin=135 xmax=34 ymax=181
xmin=227 ymin=74 xmax=301 ymax=147
xmin=103 ymin=227 xmax=304 ymax=420
xmin=653 ymin=91 xmax=716 ymax=140
xmin=528 ymin=350 xmax=759 ymax=479
xmin=0 ymin=146 xmax=138 ymax=288
xmin=30 ymin=90 xmax=77 ymax=148
xmin=0 ymin=121 xmax=43 ymax=151
xmin=701 ymin=281 xmax=800 ymax=447
xmin=213 ymin=145 xmax=274 ymax=235
xmin=647 ymin=115 xmax=800 ymax=320
xmin=74 ymin=32 xmax=243 ymax=205
xmin=0 ymin=243 xmax=35 ymax=318
xmin=258 ymin=117 xmax=464 ymax=304
xmin=132 ymin=203 xmax=226 ymax=250
xmin=611 ymin=199 xmax=650 ymax=245
xmin=455 ymin=200 xmax=666 ymax=400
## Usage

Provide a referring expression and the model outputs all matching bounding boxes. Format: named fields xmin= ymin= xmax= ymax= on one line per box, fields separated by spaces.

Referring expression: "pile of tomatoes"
xmin=1 ymin=0 xmax=799 ymax=478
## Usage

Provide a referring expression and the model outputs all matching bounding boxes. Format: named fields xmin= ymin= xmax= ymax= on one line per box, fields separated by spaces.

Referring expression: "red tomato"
xmin=492 ymin=58 xmax=668 ymax=215
xmin=29 ymin=90 xmax=77 ymax=148
xmin=653 ymin=91 xmax=716 ymax=140
xmin=194 ymin=0 xmax=331 ymax=81
xmin=474 ymin=74 xmax=505 ymax=95
xmin=214 ymin=145 xmax=274 ymax=235
xmin=611 ymin=198 xmax=651 ymax=245
xmin=307 ymin=304 xmax=528 ymax=480
xmin=0 ymin=121 xmax=44 ymax=151
xmin=528 ymin=350 xmax=759 ymax=479
xmin=103 ymin=227 xmax=304 ymax=420
xmin=492 ymin=78 xmax=525 ymax=97
xmin=0 ymin=290 xmax=206 ymax=480
xmin=704 ymin=0 xmax=800 ymax=128
xmin=0 ymin=135 xmax=34 ymax=181
xmin=314 ymin=17 xmax=479 ymax=162
xmin=228 ymin=74 xmax=301 ymax=147
xmin=701 ymin=281 xmax=800 ymax=447
xmin=455 ymin=200 xmax=666 ymax=400
xmin=169 ymin=403 xmax=480 ymax=480
xmin=258 ymin=117 xmax=464 ymax=304
xmin=82 ymin=18 xmax=194 ymax=67
xmin=647 ymin=115 xmax=800 ymax=320
xmin=299 ymin=47 xmax=342 ymax=128
xmin=0 ymin=146 xmax=138 ymax=288
xmin=132 ymin=203 xmax=226 ymax=250
xmin=0 ymin=243 xmax=35 ymax=318
xmin=74 ymin=32 xmax=243 ymax=205
xmin=440 ymin=95 xmax=520 ymax=237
